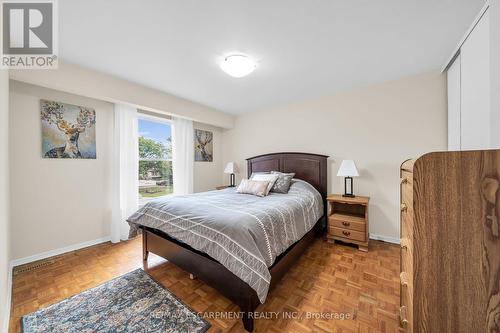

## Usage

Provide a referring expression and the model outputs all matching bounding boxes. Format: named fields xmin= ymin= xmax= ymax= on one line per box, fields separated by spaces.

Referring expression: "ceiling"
xmin=59 ymin=0 xmax=485 ymax=114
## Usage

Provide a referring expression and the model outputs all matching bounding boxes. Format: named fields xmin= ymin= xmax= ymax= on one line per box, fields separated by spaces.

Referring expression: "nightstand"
xmin=326 ymin=194 xmax=370 ymax=251
xmin=216 ymin=185 xmax=231 ymax=190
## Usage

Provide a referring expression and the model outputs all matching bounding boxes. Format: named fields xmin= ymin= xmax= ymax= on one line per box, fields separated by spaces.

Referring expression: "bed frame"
xmin=141 ymin=152 xmax=328 ymax=332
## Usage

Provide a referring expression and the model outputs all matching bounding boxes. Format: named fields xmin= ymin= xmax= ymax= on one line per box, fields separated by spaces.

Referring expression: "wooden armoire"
xmin=399 ymin=150 xmax=500 ymax=332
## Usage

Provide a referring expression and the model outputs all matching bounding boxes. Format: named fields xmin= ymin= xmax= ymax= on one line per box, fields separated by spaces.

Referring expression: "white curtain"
xmin=111 ymin=104 xmax=138 ymax=243
xmin=172 ymin=117 xmax=194 ymax=195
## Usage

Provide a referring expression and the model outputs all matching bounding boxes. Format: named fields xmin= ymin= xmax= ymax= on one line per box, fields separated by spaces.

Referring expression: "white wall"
xmin=9 ymin=81 xmax=225 ymax=260
xmin=193 ymin=122 xmax=224 ymax=192
xmin=10 ymin=62 xmax=234 ymax=129
xmin=0 ymin=70 xmax=10 ymax=333
xmin=222 ymin=72 xmax=447 ymax=242
xmin=9 ymin=81 xmax=114 ymax=260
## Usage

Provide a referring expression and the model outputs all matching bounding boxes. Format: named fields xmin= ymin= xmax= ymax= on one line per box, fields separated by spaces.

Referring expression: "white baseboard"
xmin=10 ymin=236 xmax=111 ymax=267
xmin=3 ymin=236 xmax=111 ymax=333
xmin=369 ymin=233 xmax=400 ymax=244
xmin=1 ymin=236 xmax=111 ymax=333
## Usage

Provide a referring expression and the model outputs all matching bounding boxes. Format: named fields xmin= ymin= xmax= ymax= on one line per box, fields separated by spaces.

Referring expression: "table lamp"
xmin=224 ymin=162 xmax=239 ymax=187
xmin=337 ymin=160 xmax=359 ymax=197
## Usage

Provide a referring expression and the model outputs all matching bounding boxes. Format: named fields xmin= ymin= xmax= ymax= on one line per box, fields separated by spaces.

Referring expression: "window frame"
xmin=137 ymin=114 xmax=174 ymax=203
xmin=138 ymin=114 xmax=173 ymax=163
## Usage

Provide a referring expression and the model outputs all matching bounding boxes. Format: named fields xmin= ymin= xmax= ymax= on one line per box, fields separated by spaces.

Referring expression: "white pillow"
xmin=236 ymin=179 xmax=270 ymax=197
xmin=250 ymin=173 xmax=279 ymax=195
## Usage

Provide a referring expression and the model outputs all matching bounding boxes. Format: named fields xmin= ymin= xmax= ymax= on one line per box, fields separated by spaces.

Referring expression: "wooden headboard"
xmin=246 ymin=152 xmax=328 ymax=201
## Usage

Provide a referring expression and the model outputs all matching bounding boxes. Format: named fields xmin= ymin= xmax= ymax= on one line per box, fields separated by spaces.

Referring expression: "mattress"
xmin=127 ymin=179 xmax=323 ymax=303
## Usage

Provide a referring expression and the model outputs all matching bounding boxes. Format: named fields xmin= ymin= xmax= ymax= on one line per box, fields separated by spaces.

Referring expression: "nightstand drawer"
xmin=330 ymin=226 xmax=366 ymax=242
xmin=329 ymin=215 xmax=365 ymax=232
xmin=327 ymin=194 xmax=369 ymax=251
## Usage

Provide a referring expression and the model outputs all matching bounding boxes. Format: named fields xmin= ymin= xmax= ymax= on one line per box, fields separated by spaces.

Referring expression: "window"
xmin=138 ymin=116 xmax=173 ymax=204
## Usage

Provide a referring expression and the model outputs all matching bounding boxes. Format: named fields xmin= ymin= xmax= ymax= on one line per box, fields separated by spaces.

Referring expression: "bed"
xmin=128 ymin=152 xmax=328 ymax=332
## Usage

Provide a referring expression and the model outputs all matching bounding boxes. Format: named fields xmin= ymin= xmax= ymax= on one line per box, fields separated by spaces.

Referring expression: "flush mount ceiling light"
xmin=220 ymin=54 xmax=257 ymax=78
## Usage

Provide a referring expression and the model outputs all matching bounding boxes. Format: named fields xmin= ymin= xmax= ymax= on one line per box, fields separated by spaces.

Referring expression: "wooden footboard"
xmin=141 ymin=152 xmax=328 ymax=332
xmin=142 ymin=219 xmax=323 ymax=332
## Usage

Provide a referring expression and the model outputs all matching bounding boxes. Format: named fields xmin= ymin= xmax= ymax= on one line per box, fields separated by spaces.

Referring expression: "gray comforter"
xmin=127 ymin=179 xmax=323 ymax=303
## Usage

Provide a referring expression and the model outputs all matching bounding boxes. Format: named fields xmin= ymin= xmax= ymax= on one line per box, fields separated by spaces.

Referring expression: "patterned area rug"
xmin=22 ymin=269 xmax=210 ymax=333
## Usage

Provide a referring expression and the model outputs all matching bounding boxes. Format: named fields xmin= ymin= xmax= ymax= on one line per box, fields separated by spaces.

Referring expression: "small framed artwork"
xmin=194 ymin=129 xmax=213 ymax=162
xmin=41 ymin=99 xmax=97 ymax=159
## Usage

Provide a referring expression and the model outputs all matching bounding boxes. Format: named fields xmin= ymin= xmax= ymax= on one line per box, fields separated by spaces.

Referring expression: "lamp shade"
xmin=224 ymin=162 xmax=239 ymax=174
xmin=337 ymin=160 xmax=359 ymax=177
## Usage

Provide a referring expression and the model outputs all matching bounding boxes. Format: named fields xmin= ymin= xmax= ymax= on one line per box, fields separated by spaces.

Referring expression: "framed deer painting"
xmin=194 ymin=129 xmax=213 ymax=162
xmin=41 ymin=100 xmax=97 ymax=159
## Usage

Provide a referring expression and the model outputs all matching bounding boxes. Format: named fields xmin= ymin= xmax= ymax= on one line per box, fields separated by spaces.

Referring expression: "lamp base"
xmin=343 ymin=176 xmax=355 ymax=197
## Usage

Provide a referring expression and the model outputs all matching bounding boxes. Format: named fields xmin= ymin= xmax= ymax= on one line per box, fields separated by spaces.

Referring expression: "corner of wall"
xmin=1 ymin=70 xmax=12 ymax=333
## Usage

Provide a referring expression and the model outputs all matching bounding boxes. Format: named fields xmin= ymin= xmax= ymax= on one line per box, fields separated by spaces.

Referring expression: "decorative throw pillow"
xmin=270 ymin=171 xmax=296 ymax=193
xmin=236 ymin=179 xmax=270 ymax=197
xmin=249 ymin=173 xmax=279 ymax=195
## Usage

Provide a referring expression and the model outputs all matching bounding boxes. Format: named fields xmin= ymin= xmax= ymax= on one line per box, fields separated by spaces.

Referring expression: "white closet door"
xmin=491 ymin=0 xmax=500 ymax=148
xmin=460 ymin=10 xmax=490 ymax=150
xmin=447 ymin=55 xmax=461 ymax=151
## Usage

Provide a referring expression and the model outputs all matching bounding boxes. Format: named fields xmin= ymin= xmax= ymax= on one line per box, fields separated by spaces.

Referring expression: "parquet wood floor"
xmin=9 ymin=237 xmax=401 ymax=333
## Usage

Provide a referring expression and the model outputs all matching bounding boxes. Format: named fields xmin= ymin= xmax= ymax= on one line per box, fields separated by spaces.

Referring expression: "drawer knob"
xmin=342 ymin=231 xmax=351 ymax=237
xmin=400 ymin=203 xmax=408 ymax=212
xmin=400 ymin=178 xmax=408 ymax=185
xmin=400 ymin=272 xmax=409 ymax=287
xmin=399 ymin=306 xmax=408 ymax=327
xmin=342 ymin=221 xmax=350 ymax=227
